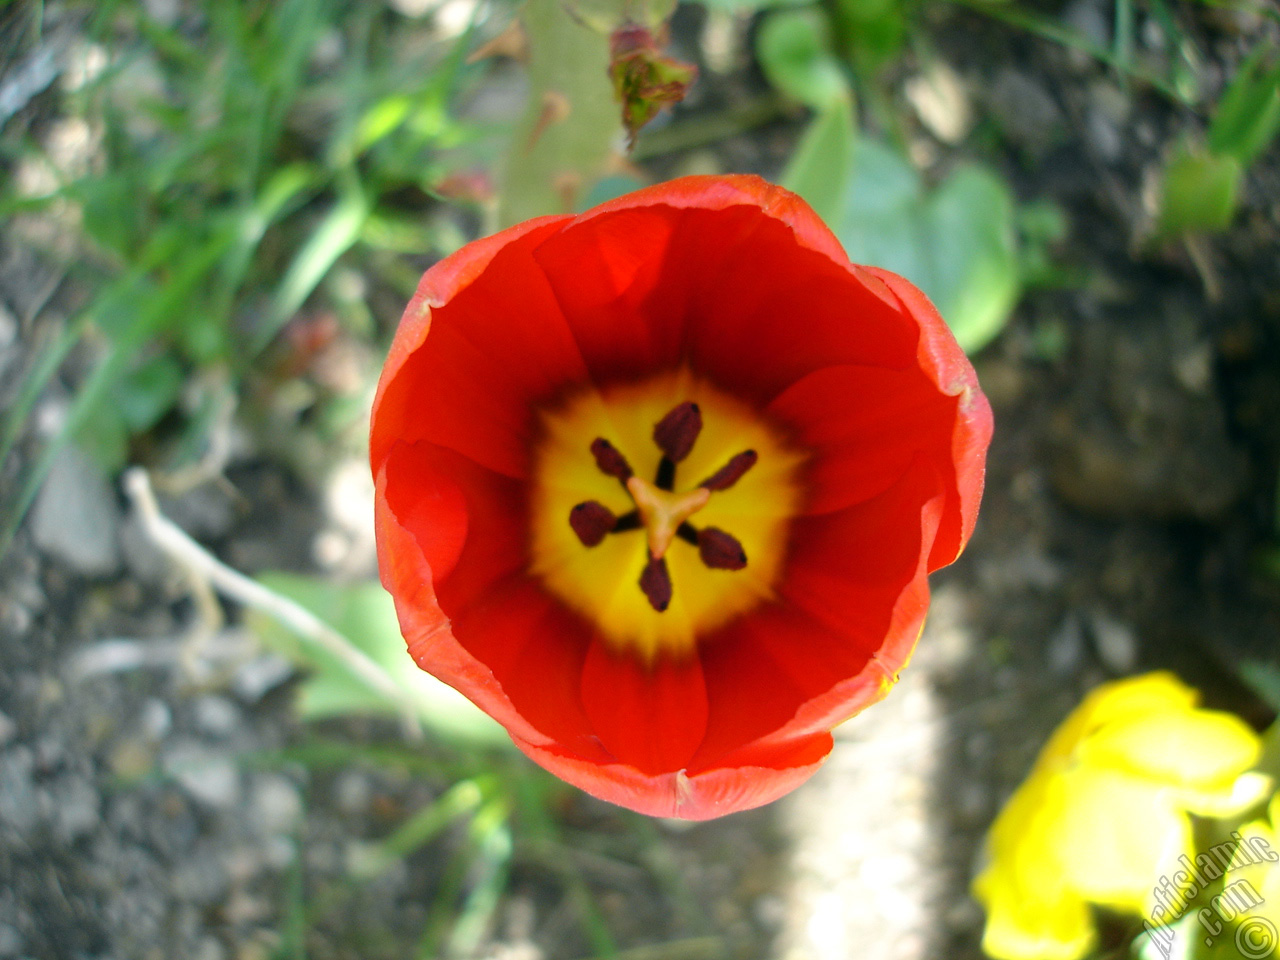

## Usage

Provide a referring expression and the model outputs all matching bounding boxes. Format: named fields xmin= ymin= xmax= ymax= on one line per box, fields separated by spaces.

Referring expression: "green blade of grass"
xmin=941 ymin=0 xmax=1190 ymax=103
xmin=253 ymin=179 xmax=371 ymax=355
xmin=0 ymin=222 xmax=237 ymax=557
xmin=353 ymin=778 xmax=491 ymax=880
xmin=445 ymin=798 xmax=514 ymax=958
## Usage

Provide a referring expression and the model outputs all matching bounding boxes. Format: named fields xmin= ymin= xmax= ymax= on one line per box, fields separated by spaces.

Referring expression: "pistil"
xmin=626 ymin=476 xmax=711 ymax=560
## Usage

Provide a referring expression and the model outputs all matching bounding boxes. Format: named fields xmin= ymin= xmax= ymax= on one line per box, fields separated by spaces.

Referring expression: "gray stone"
xmin=157 ymin=484 xmax=237 ymax=541
xmin=139 ymin=699 xmax=172 ymax=741
xmin=192 ymin=695 xmax=240 ymax=738
xmin=0 ymin=921 xmax=22 ymax=957
xmin=1063 ymin=0 xmax=1110 ymax=50
xmin=250 ymin=774 xmax=302 ymax=837
xmin=1089 ymin=610 xmax=1138 ymax=672
xmin=172 ymin=852 xmax=230 ymax=907
xmin=232 ymin=653 xmax=294 ymax=704
xmin=1085 ymin=107 xmax=1123 ymax=163
xmin=164 ymin=743 xmax=241 ymax=810
xmin=49 ymin=774 xmax=100 ymax=844
xmin=30 ymin=445 xmax=121 ymax=576
xmin=1048 ymin=615 xmax=1085 ymax=674
xmin=0 ymin=748 xmax=38 ymax=836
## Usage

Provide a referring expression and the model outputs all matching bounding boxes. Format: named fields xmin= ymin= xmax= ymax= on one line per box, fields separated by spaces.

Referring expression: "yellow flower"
xmin=1217 ymin=792 xmax=1280 ymax=958
xmin=973 ymin=672 xmax=1263 ymax=960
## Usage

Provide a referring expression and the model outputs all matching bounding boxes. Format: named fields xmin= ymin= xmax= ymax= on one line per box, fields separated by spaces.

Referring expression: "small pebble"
xmin=50 ymin=774 xmax=101 ymax=844
xmin=250 ymin=774 xmax=302 ymax=837
xmin=164 ymin=744 xmax=241 ymax=810
xmin=140 ymin=699 xmax=172 ymax=741
xmin=0 ymin=921 xmax=24 ymax=958
xmin=193 ymin=696 xmax=240 ymax=739
xmin=232 ymin=654 xmax=294 ymax=704
xmin=30 ymin=445 xmax=122 ymax=577
xmin=0 ymin=747 xmax=38 ymax=836
xmin=1090 ymin=610 xmax=1138 ymax=672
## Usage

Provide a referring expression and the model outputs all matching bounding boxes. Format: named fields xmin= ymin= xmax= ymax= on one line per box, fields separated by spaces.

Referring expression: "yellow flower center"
xmin=528 ymin=371 xmax=805 ymax=662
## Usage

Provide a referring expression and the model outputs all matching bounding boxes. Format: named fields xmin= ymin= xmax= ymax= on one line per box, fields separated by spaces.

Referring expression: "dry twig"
xmin=123 ymin=467 xmax=423 ymax=739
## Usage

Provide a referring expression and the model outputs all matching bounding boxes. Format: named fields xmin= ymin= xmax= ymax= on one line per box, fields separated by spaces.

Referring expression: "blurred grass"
xmin=0 ymin=0 xmax=497 ymax=553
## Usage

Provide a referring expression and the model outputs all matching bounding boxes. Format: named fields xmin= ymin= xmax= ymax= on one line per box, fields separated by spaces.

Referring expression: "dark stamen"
xmin=653 ymin=402 xmax=702 ymax=463
xmin=701 ymin=450 xmax=758 ymax=491
xmin=569 ymin=501 xmax=617 ymax=546
xmin=591 ymin=438 xmax=633 ymax=481
xmin=655 ymin=456 xmax=676 ymax=491
xmin=698 ymin=527 xmax=747 ymax=570
xmin=613 ymin=510 xmax=642 ymax=532
xmin=675 ymin=522 xmax=699 ymax=546
xmin=639 ymin=555 xmax=673 ymax=612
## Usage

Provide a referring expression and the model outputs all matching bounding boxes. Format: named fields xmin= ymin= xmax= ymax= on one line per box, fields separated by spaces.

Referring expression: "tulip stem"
xmin=123 ymin=467 xmax=424 ymax=740
xmin=497 ymin=0 xmax=629 ymax=226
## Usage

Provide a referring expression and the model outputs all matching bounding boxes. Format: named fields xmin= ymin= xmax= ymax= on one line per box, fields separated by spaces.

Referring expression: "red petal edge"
xmin=513 ymin=732 xmax=833 ymax=820
xmin=370 ymin=213 xmax=572 ymax=474
xmin=861 ymin=266 xmax=993 ymax=568
xmin=374 ymin=462 xmax=554 ymax=750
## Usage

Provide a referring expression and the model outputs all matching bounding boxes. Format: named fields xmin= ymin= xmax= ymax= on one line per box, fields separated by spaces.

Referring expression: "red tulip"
xmin=371 ymin=175 xmax=992 ymax=820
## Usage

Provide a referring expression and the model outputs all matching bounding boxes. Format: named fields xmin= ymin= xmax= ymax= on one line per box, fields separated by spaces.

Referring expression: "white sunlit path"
xmin=774 ymin=585 xmax=982 ymax=960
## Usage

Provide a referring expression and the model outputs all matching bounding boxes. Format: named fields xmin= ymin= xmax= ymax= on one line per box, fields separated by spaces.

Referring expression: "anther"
xmin=701 ymin=450 xmax=757 ymax=491
xmin=653 ymin=402 xmax=702 ymax=463
xmin=569 ymin=501 xmax=617 ymax=547
xmin=697 ymin=527 xmax=748 ymax=570
xmin=639 ymin=555 xmax=673 ymax=612
xmin=590 ymin=438 xmax=633 ymax=481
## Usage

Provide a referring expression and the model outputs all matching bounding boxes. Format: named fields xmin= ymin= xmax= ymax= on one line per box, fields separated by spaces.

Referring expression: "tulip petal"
xmin=450 ymin=574 xmax=607 ymax=761
xmin=681 ymin=220 xmax=920 ymax=405
xmin=692 ymin=457 xmax=944 ymax=763
xmin=767 ymin=363 xmax=953 ymax=515
xmin=533 ymin=205 xmax=686 ymax=382
xmin=380 ymin=442 xmax=525 ymax=614
xmin=375 ymin=463 xmax=545 ymax=749
xmin=863 ymin=266 xmax=993 ymax=567
xmin=577 ymin=174 xmax=850 ymax=266
xmin=371 ymin=216 xmax=587 ymax=479
xmin=781 ymin=455 xmax=943 ymax=672
xmin=512 ymin=730 xmax=831 ymax=820
xmin=580 ymin=641 xmax=709 ymax=775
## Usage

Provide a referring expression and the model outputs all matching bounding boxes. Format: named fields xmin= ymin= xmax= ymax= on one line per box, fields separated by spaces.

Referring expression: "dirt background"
xmin=1 ymin=1 xmax=1278 ymax=959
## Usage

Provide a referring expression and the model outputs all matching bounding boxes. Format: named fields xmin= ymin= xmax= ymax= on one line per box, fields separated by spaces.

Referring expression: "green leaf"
xmin=835 ymin=139 xmax=1021 ymax=353
xmin=246 ymin=573 xmax=509 ymax=746
xmin=756 ymin=8 xmax=847 ymax=109
xmin=1155 ymin=148 xmax=1242 ymax=238
xmin=1208 ymin=44 xmax=1280 ymax=169
xmin=780 ymin=94 xmax=857 ymax=227
xmin=117 ymin=354 xmax=186 ymax=432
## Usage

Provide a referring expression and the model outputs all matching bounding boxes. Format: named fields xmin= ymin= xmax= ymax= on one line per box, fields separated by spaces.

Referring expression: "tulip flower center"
xmin=528 ymin=373 xmax=805 ymax=661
